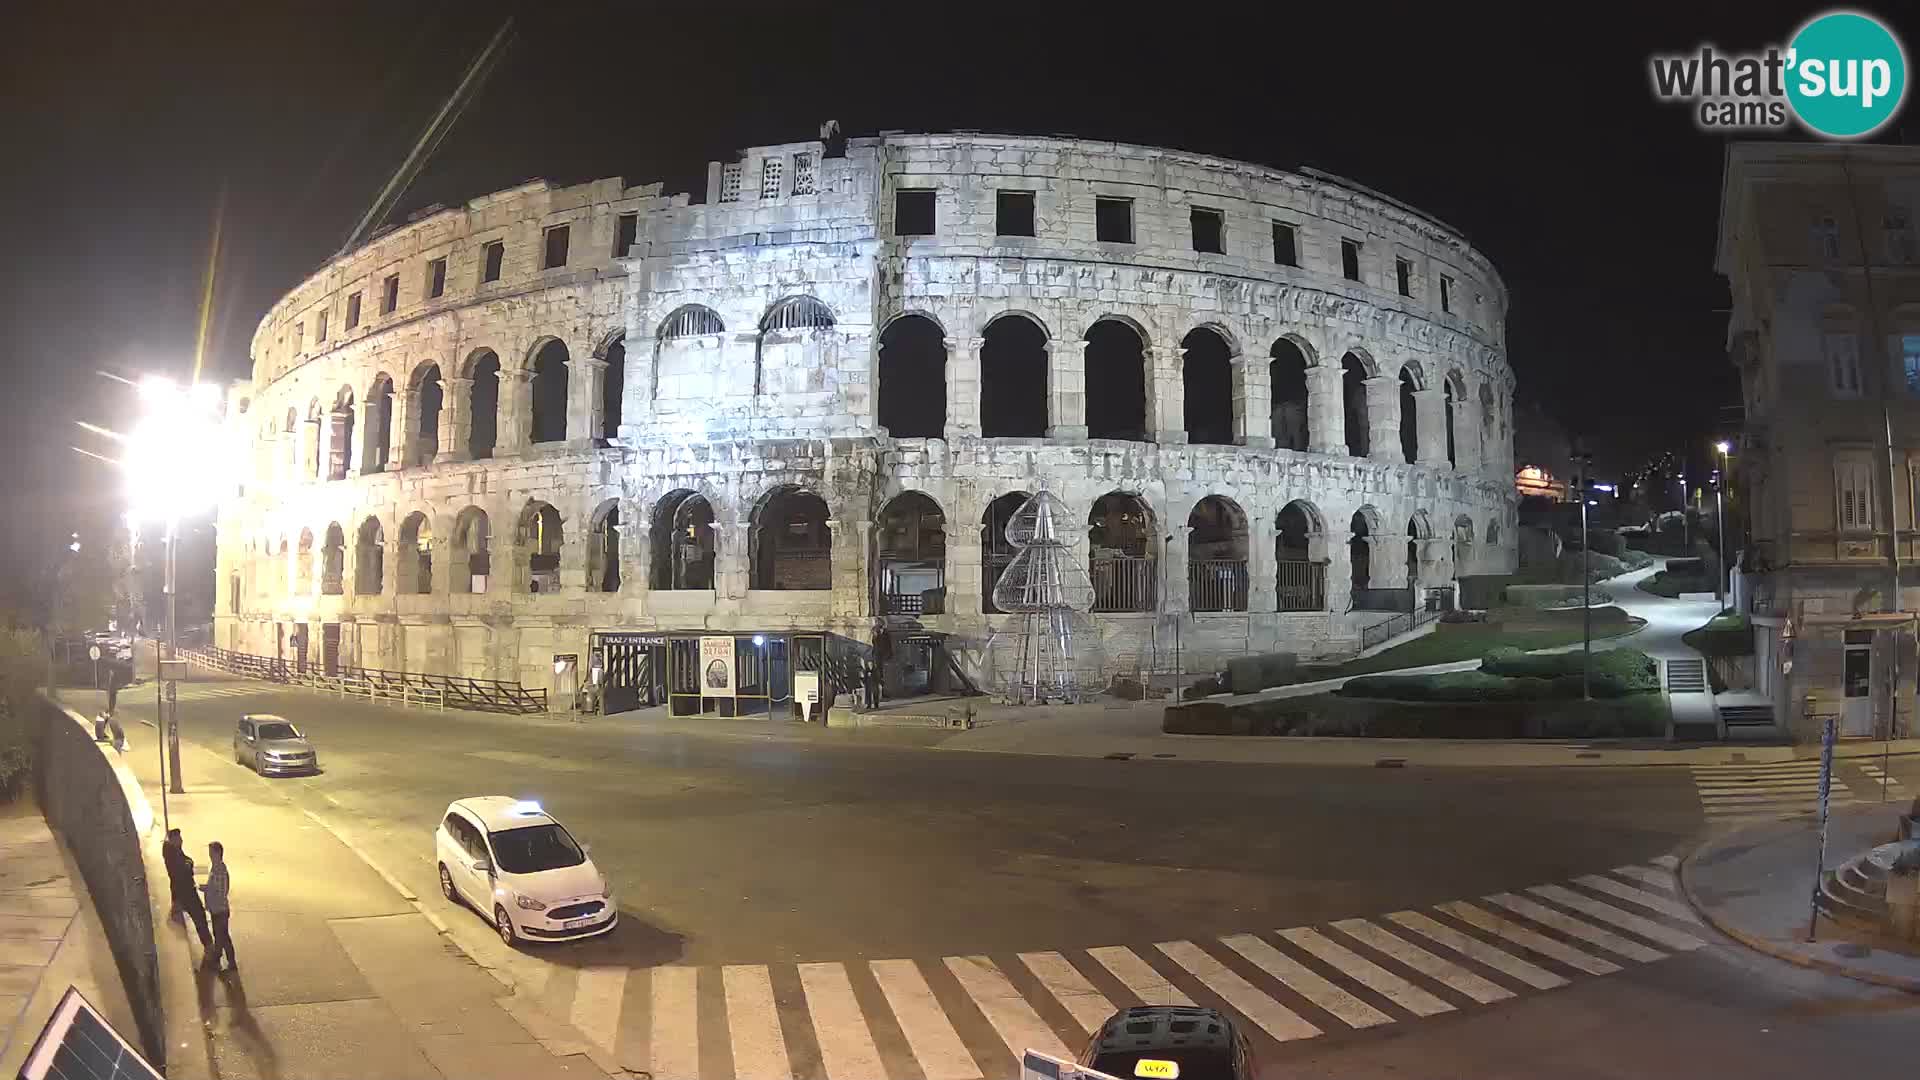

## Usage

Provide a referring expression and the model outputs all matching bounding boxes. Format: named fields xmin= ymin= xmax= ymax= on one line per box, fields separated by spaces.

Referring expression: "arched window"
xmin=877 ymin=316 xmax=946 ymax=437
xmin=587 ymin=501 xmax=622 ymax=593
xmin=1085 ymin=319 xmax=1148 ymax=442
xmin=1444 ymin=373 xmax=1462 ymax=468
xmin=981 ymin=315 xmax=1048 ymax=437
xmin=363 ymin=375 xmax=395 ymax=473
xmin=295 ymin=529 xmax=313 ymax=593
xmin=981 ymin=492 xmax=1031 ymax=613
xmin=750 ymin=487 xmax=832 ymax=590
xmin=329 ymin=389 xmax=355 ymax=480
xmin=762 ymin=295 xmax=835 ymax=333
xmin=1478 ymin=382 xmax=1496 ymax=468
xmin=756 ymin=297 xmax=837 ymax=398
xmin=650 ymin=491 xmax=715 ymax=590
xmin=1276 ymin=501 xmax=1328 ymax=611
xmin=659 ymin=305 xmax=725 ymax=341
xmin=530 ymin=340 xmax=569 ymax=444
xmin=1452 ymin=514 xmax=1475 ymax=577
xmin=451 ymin=508 xmax=490 ymax=593
xmin=354 ymin=517 xmax=384 ymax=595
xmin=307 ymin=400 xmax=323 ymax=478
xmin=1187 ymin=496 xmax=1248 ymax=611
xmin=410 ymin=364 xmax=443 ymax=466
xmin=467 ymin=349 xmax=500 ymax=459
xmin=1182 ymin=328 xmax=1234 ymax=446
xmin=1342 ymin=353 xmax=1370 ymax=457
xmin=398 ymin=512 xmax=433 ymax=595
xmin=1089 ymin=492 xmax=1156 ymax=612
xmin=876 ymin=492 xmax=946 ymax=615
xmin=1398 ymin=367 xmax=1419 ymax=464
xmin=282 ymin=408 xmax=298 ymax=476
xmin=1486 ymin=518 xmax=1501 ymax=546
xmin=600 ymin=335 xmax=625 ymax=440
xmin=1349 ymin=509 xmax=1373 ymax=590
xmin=1270 ymin=339 xmax=1310 ymax=451
xmin=321 ymin=523 xmax=345 ymax=595
xmin=518 ymin=502 xmax=563 ymax=593
xmin=1406 ymin=514 xmax=1431 ymax=589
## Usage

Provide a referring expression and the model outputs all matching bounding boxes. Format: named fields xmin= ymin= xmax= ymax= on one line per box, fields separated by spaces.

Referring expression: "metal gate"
xmin=595 ymin=632 xmax=666 ymax=714
xmin=322 ymin=623 xmax=342 ymax=676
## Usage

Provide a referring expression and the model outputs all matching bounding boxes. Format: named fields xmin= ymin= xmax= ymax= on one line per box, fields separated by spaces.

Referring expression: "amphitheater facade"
xmin=213 ymin=130 xmax=1518 ymax=712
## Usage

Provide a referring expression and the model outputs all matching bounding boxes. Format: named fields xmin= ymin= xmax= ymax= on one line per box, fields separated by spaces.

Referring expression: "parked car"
xmin=434 ymin=796 xmax=616 ymax=946
xmin=1076 ymin=1006 xmax=1256 ymax=1080
xmin=232 ymin=715 xmax=318 ymax=775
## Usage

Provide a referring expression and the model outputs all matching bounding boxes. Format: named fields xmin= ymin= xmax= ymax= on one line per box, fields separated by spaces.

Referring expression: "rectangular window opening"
xmin=719 ymin=162 xmax=743 ymax=203
xmin=996 ymin=190 xmax=1035 ymax=237
xmin=615 ymin=213 xmax=638 ymax=257
xmin=894 ymin=189 xmax=935 ymax=236
xmin=1439 ymin=274 xmax=1454 ymax=313
xmin=482 ymin=240 xmax=504 ymax=283
xmin=543 ymin=224 xmax=570 ymax=270
xmin=427 ymin=257 xmax=447 ymax=299
xmin=316 ymin=310 xmax=329 ymax=343
xmin=1272 ymin=222 xmax=1297 ymax=266
xmin=760 ymin=158 xmax=784 ymax=199
xmin=1395 ymin=257 xmax=1413 ymax=297
xmin=381 ymin=273 xmax=399 ymax=314
xmin=1096 ymin=197 xmax=1133 ymax=244
xmin=1191 ymin=207 xmax=1224 ymax=254
xmin=791 ymin=152 xmax=816 ymax=196
xmin=345 ymin=292 xmax=362 ymax=331
xmin=1341 ymin=238 xmax=1363 ymax=282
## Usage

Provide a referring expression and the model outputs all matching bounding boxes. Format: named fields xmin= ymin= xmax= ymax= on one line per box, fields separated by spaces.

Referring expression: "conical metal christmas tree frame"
xmin=986 ymin=490 xmax=1103 ymax=704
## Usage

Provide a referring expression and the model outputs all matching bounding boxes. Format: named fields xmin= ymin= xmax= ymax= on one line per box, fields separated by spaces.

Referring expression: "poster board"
xmin=794 ymin=670 xmax=821 ymax=722
xmin=699 ymin=635 xmax=736 ymax=697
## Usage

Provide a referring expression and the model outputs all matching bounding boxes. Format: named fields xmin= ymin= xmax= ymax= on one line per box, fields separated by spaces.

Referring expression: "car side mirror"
xmin=582 ymin=842 xmax=592 ymax=855
xmin=473 ymin=859 xmax=491 ymax=874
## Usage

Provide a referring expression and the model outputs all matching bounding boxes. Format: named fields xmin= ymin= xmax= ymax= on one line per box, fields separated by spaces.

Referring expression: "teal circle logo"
xmin=1786 ymin=11 xmax=1908 ymax=138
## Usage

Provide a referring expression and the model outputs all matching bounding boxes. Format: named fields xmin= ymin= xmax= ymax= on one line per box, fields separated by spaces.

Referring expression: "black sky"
xmin=3 ymin=0 xmax=1914 ymax=578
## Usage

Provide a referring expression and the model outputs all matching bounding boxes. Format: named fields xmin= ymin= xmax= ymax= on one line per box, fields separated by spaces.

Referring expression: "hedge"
xmin=1480 ymin=646 xmax=1659 ymax=691
xmin=1337 ymin=647 xmax=1658 ymax=702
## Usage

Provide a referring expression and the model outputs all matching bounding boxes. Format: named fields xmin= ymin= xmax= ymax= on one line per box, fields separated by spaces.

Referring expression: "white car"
xmin=434 ymin=796 xmax=616 ymax=945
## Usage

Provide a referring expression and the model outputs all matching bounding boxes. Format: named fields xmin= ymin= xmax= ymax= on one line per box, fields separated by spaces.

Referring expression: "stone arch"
xmin=295 ymin=527 xmax=314 ymax=593
xmin=886 ymin=309 xmax=950 ymax=338
xmin=1181 ymin=327 xmax=1235 ymax=446
xmin=876 ymin=490 xmax=946 ymax=615
xmin=1398 ymin=365 xmax=1419 ymax=464
xmin=1276 ymin=500 xmax=1329 ymax=610
xmin=354 ymin=516 xmax=385 ymax=595
xmin=529 ymin=338 xmax=569 ymax=444
xmin=516 ymin=500 xmax=564 ymax=593
xmin=1269 ymin=337 xmax=1311 ymax=451
xmin=586 ymin=499 xmax=623 ymax=593
xmin=653 ymin=306 xmax=727 ymax=403
xmin=756 ymin=296 xmax=838 ymax=398
xmin=1085 ymin=318 xmax=1149 ymax=442
xmin=650 ymin=489 xmax=717 ymax=590
xmin=363 ymin=373 xmax=395 ymax=473
xmin=981 ymin=312 xmax=1049 ymax=437
xmin=1187 ymin=495 xmax=1248 ymax=612
xmin=1089 ymin=491 xmax=1157 ymax=612
xmin=1348 ymin=506 xmax=1380 ymax=591
xmin=465 ymin=348 xmax=501 ymax=459
xmin=1478 ymin=381 xmax=1496 ymax=467
xmin=328 ymin=387 xmax=356 ymax=480
xmin=750 ymin=486 xmax=832 ymax=591
xmin=1341 ymin=352 xmax=1370 ymax=457
xmin=1444 ymin=369 xmax=1465 ymax=468
xmin=981 ymin=491 xmax=1031 ymax=614
xmin=407 ymin=360 xmax=444 ymax=466
xmin=1452 ymin=513 xmax=1475 ymax=577
xmin=398 ymin=511 xmax=433 ymax=595
xmin=1486 ymin=518 xmax=1501 ymax=546
xmin=877 ymin=314 xmax=946 ymax=438
xmin=597 ymin=333 xmax=625 ymax=440
xmin=657 ymin=304 xmax=725 ymax=341
xmin=450 ymin=507 xmax=490 ymax=593
xmin=760 ymin=295 xmax=836 ymax=333
xmin=321 ymin=522 xmax=346 ymax=595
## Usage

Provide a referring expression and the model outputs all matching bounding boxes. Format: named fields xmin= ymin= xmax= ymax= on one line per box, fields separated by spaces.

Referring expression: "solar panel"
xmin=14 ymin=986 xmax=162 ymax=1080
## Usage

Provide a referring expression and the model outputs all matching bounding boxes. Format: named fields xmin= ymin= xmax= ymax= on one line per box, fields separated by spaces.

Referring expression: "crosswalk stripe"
xmin=1650 ymin=854 xmax=1679 ymax=869
xmin=869 ymin=959 xmax=982 ymax=1080
xmin=1018 ymin=951 xmax=1117 ymax=1036
xmin=945 ymin=955 xmax=1071 ymax=1062
xmin=1482 ymin=893 xmax=1665 ymax=962
xmin=1221 ymin=934 xmax=1392 ymax=1029
xmin=798 ymin=963 xmax=885 ymax=1080
xmin=1573 ymin=875 xmax=1701 ymax=923
xmin=569 ymin=965 xmax=626 ymax=1053
xmin=1611 ymin=865 xmax=1678 ymax=891
xmin=1527 ymin=885 xmax=1707 ymax=952
xmin=1695 ymin=783 xmax=1831 ymax=793
xmin=1156 ymin=940 xmax=1321 ymax=1042
xmin=1279 ymin=927 xmax=1452 ymax=1017
xmin=1434 ymin=902 xmax=1616 ymax=977
xmin=723 ymin=965 xmax=791 ymax=1080
xmin=1329 ymin=919 xmax=1513 ymax=1005
xmin=649 ymin=966 xmax=701 ymax=1080
xmin=1391 ymin=909 xmax=1572 ymax=988
xmin=1086 ymin=946 xmax=1194 ymax=1007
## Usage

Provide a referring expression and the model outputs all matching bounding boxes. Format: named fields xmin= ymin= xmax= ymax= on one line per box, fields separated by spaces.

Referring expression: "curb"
xmin=1677 ymin=821 xmax=1920 ymax=994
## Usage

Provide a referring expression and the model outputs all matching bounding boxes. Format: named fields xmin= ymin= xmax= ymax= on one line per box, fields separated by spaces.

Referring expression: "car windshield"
xmin=488 ymin=823 xmax=585 ymax=874
xmin=1090 ymin=1051 xmax=1235 ymax=1080
xmin=255 ymin=722 xmax=300 ymax=740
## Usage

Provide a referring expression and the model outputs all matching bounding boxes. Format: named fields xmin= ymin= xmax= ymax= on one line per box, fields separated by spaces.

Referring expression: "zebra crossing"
xmin=1691 ymin=758 xmax=1912 ymax=824
xmin=152 ymin=683 xmax=271 ymax=704
xmin=504 ymin=858 xmax=1702 ymax=1079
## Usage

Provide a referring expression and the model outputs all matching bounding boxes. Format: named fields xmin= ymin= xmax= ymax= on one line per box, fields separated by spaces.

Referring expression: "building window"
xmin=543 ymin=224 xmax=569 ymax=269
xmin=381 ymin=273 xmax=399 ymax=314
xmin=1190 ymin=207 xmax=1224 ymax=254
xmin=1813 ymin=214 xmax=1842 ymax=261
xmin=614 ymin=213 xmax=638 ymax=257
xmin=1825 ymin=331 xmax=1862 ymax=397
xmin=791 ymin=152 xmax=816 ymax=196
xmin=1903 ymin=334 xmax=1920 ymax=396
xmin=316 ymin=309 xmax=329 ymax=343
xmin=760 ymin=157 xmax=783 ymax=199
xmin=1837 ymin=456 xmax=1874 ymax=533
xmin=1440 ymin=274 xmax=1454 ymax=313
xmin=1395 ymin=257 xmax=1413 ymax=296
xmin=1272 ymin=222 xmax=1297 ymax=266
xmin=345 ymin=292 xmax=362 ymax=331
xmin=1096 ymin=197 xmax=1133 ymax=243
xmin=293 ymin=321 xmax=304 ymax=352
xmin=481 ymin=240 xmax=504 ymax=283
xmin=719 ymin=162 xmax=743 ymax=203
xmin=894 ymin=189 xmax=935 ymax=236
xmin=427 ymin=257 xmax=447 ymax=298
xmin=1888 ymin=208 xmax=1915 ymax=264
xmin=996 ymin=191 xmax=1035 ymax=237
xmin=1341 ymin=238 xmax=1363 ymax=281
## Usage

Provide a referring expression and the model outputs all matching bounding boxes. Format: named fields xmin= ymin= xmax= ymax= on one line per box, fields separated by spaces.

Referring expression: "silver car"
xmin=233 ymin=714 xmax=318 ymax=775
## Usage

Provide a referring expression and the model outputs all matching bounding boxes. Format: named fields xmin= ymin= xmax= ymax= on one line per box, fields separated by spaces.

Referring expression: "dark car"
xmin=1079 ymin=1006 xmax=1255 ymax=1080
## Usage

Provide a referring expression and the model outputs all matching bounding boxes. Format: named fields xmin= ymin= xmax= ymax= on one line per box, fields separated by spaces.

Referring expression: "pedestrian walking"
xmin=201 ymin=841 xmax=236 ymax=972
xmin=161 ymin=829 xmax=212 ymax=948
xmin=862 ymin=658 xmax=882 ymax=711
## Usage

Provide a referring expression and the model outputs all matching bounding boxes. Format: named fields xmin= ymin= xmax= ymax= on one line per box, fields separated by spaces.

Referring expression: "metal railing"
xmin=1188 ymin=559 xmax=1249 ymax=612
xmin=181 ymin=645 xmax=547 ymax=714
xmin=1091 ymin=555 xmax=1156 ymax=613
xmin=1276 ymin=560 xmax=1327 ymax=612
xmin=1358 ymin=605 xmax=1443 ymax=650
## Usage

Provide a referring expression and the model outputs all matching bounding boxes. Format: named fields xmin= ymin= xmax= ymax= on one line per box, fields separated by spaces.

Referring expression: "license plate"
xmin=564 ymin=917 xmax=594 ymax=929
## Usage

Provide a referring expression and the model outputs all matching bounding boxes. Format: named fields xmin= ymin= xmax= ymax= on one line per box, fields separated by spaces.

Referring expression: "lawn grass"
xmin=1318 ymin=606 xmax=1644 ymax=677
xmin=1683 ymin=611 xmax=1753 ymax=659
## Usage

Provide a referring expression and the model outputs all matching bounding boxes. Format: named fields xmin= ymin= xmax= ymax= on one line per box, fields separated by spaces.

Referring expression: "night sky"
xmin=2 ymin=1 xmax=1913 ymax=593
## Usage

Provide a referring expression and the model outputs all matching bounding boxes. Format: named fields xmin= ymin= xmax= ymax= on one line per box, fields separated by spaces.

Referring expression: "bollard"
xmin=1889 ymin=871 xmax=1919 ymax=943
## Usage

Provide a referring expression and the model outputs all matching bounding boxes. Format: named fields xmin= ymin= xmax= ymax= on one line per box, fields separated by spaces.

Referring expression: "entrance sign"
xmin=699 ymin=635 xmax=736 ymax=697
xmin=795 ymin=670 xmax=820 ymax=722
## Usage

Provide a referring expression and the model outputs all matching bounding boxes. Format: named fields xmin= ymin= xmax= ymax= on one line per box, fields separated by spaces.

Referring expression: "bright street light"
xmin=1714 ymin=440 xmax=1732 ymax=455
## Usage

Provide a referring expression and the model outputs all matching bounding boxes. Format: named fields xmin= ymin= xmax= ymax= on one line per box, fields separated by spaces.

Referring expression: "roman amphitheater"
xmin=213 ymin=130 xmax=1517 ymax=713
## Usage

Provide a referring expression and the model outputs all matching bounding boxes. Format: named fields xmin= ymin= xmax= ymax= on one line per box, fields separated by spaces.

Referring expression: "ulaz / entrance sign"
xmin=699 ymin=635 xmax=735 ymax=697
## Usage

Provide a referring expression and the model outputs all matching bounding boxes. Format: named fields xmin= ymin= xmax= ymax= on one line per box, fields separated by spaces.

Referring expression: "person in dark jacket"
xmin=161 ymin=829 xmax=212 ymax=948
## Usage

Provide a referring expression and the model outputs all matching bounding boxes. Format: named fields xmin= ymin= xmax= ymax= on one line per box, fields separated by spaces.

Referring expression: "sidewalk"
xmin=95 ymin=695 xmax=608 ymax=1080
xmin=0 ymin=796 xmax=138 ymax=1077
xmin=1680 ymin=803 xmax=1920 ymax=992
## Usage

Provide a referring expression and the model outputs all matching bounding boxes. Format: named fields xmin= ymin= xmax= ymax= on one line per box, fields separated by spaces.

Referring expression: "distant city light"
xmin=1593 ymin=483 xmax=1615 ymax=493
xmin=1714 ymin=440 xmax=1732 ymax=454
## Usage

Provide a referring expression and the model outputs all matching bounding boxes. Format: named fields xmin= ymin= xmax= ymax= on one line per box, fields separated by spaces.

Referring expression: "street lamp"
xmin=123 ymin=376 xmax=231 ymax=797
xmin=1573 ymin=450 xmax=1595 ymax=701
xmin=1714 ymin=441 xmax=1732 ymax=612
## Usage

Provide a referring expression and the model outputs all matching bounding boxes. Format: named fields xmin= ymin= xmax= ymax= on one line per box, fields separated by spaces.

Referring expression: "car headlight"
xmin=515 ymin=894 xmax=548 ymax=911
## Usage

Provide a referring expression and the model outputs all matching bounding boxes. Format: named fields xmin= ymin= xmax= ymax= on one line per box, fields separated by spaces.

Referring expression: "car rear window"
xmin=1090 ymin=1051 xmax=1236 ymax=1080
xmin=255 ymin=722 xmax=299 ymax=740
xmin=488 ymin=823 xmax=585 ymax=874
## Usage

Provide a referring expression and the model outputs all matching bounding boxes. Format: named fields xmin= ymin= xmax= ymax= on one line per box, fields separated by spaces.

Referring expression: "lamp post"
xmin=1714 ymin=441 xmax=1732 ymax=612
xmin=1574 ymin=450 xmax=1595 ymax=701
